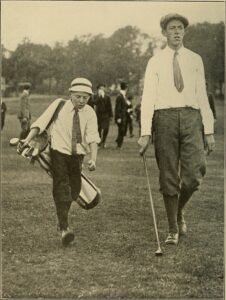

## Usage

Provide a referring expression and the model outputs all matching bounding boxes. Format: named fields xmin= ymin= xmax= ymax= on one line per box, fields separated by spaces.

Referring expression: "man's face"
xmin=162 ymin=19 xmax=185 ymax=49
xmin=98 ymin=86 xmax=105 ymax=97
xmin=70 ymin=91 xmax=90 ymax=109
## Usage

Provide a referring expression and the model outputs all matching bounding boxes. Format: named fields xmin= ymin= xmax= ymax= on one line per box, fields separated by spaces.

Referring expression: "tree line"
xmin=2 ymin=22 xmax=224 ymax=96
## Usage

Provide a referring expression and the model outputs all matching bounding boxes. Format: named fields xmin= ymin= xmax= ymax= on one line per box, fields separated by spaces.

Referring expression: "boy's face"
xmin=70 ymin=91 xmax=90 ymax=109
xmin=162 ymin=19 xmax=185 ymax=49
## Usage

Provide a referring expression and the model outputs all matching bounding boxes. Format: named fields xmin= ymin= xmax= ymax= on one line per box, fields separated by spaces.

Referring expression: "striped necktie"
xmin=173 ymin=51 xmax=184 ymax=92
xmin=71 ymin=107 xmax=82 ymax=155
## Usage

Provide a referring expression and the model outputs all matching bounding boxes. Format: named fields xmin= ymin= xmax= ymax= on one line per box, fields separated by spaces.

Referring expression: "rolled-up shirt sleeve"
xmin=85 ymin=110 xmax=101 ymax=144
xmin=196 ymin=56 xmax=214 ymax=134
xmin=30 ymin=99 xmax=62 ymax=134
xmin=141 ymin=58 xmax=158 ymax=136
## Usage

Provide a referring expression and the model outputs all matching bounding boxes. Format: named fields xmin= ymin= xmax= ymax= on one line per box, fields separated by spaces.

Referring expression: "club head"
xmin=9 ymin=138 xmax=20 ymax=146
xmin=155 ymin=248 xmax=163 ymax=256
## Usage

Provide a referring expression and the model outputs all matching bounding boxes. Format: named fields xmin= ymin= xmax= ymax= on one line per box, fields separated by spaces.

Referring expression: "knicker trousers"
xmin=153 ymin=107 xmax=206 ymax=197
xmin=51 ymin=149 xmax=84 ymax=230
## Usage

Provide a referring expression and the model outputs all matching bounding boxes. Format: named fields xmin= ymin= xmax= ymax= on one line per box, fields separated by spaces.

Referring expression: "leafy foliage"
xmin=184 ymin=22 xmax=224 ymax=93
xmin=2 ymin=22 xmax=224 ymax=95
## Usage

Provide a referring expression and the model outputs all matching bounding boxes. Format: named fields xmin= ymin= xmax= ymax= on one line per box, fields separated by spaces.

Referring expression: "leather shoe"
xmin=165 ymin=232 xmax=179 ymax=245
xmin=178 ymin=221 xmax=187 ymax=235
xmin=61 ymin=228 xmax=75 ymax=246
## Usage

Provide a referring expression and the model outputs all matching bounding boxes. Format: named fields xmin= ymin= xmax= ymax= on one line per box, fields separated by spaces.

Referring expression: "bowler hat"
xmin=160 ymin=13 xmax=189 ymax=30
xmin=19 ymin=82 xmax=31 ymax=89
xmin=120 ymin=82 xmax=128 ymax=90
xmin=97 ymin=83 xmax=106 ymax=90
xmin=69 ymin=78 xmax=93 ymax=94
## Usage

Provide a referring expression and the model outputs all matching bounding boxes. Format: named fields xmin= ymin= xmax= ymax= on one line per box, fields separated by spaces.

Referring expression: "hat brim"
xmin=69 ymin=86 xmax=93 ymax=94
xmin=161 ymin=16 xmax=189 ymax=30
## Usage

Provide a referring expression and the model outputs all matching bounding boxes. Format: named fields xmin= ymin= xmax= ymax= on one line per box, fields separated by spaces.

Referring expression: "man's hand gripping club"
xmin=138 ymin=135 xmax=151 ymax=156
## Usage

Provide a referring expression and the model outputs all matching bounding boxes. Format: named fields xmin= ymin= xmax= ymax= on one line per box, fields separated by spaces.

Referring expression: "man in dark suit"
xmin=1 ymin=101 xmax=7 ymax=130
xmin=124 ymin=94 xmax=134 ymax=138
xmin=95 ymin=84 xmax=113 ymax=148
xmin=18 ymin=82 xmax=31 ymax=139
xmin=114 ymin=82 xmax=128 ymax=148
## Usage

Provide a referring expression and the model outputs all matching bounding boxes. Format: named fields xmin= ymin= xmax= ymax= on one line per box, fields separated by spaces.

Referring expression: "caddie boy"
xmin=138 ymin=13 xmax=215 ymax=245
xmin=20 ymin=78 xmax=100 ymax=246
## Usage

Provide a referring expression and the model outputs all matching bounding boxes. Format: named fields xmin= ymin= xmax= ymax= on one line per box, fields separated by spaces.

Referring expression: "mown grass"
xmin=1 ymin=95 xmax=224 ymax=299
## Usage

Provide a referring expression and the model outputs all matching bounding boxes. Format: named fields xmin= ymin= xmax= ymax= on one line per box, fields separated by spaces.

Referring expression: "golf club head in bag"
xmin=9 ymin=132 xmax=101 ymax=210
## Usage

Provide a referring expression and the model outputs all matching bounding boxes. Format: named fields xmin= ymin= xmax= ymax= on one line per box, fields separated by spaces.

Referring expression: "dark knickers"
xmin=153 ymin=108 xmax=206 ymax=196
xmin=51 ymin=149 xmax=84 ymax=230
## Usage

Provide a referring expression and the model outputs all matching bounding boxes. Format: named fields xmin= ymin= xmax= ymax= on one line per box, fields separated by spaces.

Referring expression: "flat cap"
xmin=160 ymin=13 xmax=189 ymax=30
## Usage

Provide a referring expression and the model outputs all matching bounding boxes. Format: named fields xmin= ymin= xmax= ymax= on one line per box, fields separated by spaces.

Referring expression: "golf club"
xmin=142 ymin=154 xmax=163 ymax=256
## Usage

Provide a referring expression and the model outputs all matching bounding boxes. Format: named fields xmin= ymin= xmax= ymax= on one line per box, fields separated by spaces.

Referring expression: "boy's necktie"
xmin=173 ymin=51 xmax=184 ymax=92
xmin=71 ymin=108 xmax=82 ymax=154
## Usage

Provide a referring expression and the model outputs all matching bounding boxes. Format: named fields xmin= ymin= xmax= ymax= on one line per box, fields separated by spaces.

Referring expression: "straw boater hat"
xmin=69 ymin=78 xmax=93 ymax=94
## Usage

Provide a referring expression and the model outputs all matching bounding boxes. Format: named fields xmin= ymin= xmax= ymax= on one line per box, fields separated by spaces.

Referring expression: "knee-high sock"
xmin=55 ymin=201 xmax=72 ymax=231
xmin=177 ymin=188 xmax=194 ymax=222
xmin=163 ymin=194 xmax=179 ymax=233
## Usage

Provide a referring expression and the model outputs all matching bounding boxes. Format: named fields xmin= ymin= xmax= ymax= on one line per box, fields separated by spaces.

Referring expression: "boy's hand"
xmin=17 ymin=139 xmax=30 ymax=153
xmin=88 ymin=160 xmax=96 ymax=171
xmin=17 ymin=139 xmax=39 ymax=157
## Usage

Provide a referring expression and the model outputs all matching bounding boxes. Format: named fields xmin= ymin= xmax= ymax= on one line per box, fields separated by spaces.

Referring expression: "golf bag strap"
xmin=46 ymin=99 xmax=66 ymax=130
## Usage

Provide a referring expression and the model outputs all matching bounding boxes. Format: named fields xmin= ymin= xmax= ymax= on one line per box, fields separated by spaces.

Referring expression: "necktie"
xmin=71 ymin=108 xmax=82 ymax=155
xmin=173 ymin=51 xmax=184 ymax=92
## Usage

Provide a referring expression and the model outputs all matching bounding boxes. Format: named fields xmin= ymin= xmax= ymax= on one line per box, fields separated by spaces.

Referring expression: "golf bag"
xmin=11 ymin=131 xmax=101 ymax=210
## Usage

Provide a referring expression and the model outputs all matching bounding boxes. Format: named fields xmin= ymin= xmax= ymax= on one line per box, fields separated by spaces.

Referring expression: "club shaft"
xmin=143 ymin=155 xmax=161 ymax=250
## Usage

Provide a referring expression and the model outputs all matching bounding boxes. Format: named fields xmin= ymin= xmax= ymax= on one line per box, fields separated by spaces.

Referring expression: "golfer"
xmin=139 ymin=14 xmax=215 ymax=245
xmin=20 ymin=78 xmax=100 ymax=246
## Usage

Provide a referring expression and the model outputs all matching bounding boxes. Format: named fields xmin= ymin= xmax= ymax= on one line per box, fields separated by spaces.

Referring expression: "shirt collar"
xmin=68 ymin=99 xmax=86 ymax=112
xmin=166 ymin=45 xmax=185 ymax=55
xmin=23 ymin=90 xmax=29 ymax=95
xmin=120 ymin=90 xmax=126 ymax=97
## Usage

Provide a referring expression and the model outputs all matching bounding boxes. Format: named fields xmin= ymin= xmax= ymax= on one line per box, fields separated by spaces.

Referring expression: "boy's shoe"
xmin=165 ymin=232 xmax=179 ymax=245
xmin=61 ymin=228 xmax=75 ymax=246
xmin=178 ymin=221 xmax=187 ymax=236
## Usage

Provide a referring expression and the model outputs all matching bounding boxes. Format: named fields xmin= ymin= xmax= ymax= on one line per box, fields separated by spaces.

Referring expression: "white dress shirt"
xmin=120 ymin=90 xmax=126 ymax=98
xmin=141 ymin=45 xmax=214 ymax=135
xmin=31 ymin=98 xmax=100 ymax=155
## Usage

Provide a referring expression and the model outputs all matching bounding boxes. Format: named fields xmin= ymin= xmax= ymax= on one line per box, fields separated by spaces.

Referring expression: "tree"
xmin=2 ymin=38 xmax=52 ymax=93
xmin=184 ymin=22 xmax=224 ymax=96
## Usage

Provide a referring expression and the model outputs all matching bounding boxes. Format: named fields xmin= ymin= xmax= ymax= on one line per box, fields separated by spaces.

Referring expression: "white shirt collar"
xmin=67 ymin=99 xmax=87 ymax=112
xmin=120 ymin=90 xmax=126 ymax=97
xmin=166 ymin=45 xmax=185 ymax=55
xmin=23 ymin=90 xmax=29 ymax=95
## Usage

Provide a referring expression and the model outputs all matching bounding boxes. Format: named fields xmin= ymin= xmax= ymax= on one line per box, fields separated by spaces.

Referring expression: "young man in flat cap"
xmin=139 ymin=14 xmax=215 ymax=245
xmin=18 ymin=83 xmax=32 ymax=139
xmin=20 ymin=78 xmax=100 ymax=246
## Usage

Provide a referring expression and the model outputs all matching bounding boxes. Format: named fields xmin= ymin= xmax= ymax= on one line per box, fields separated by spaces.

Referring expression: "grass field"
xmin=1 ymin=95 xmax=224 ymax=299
